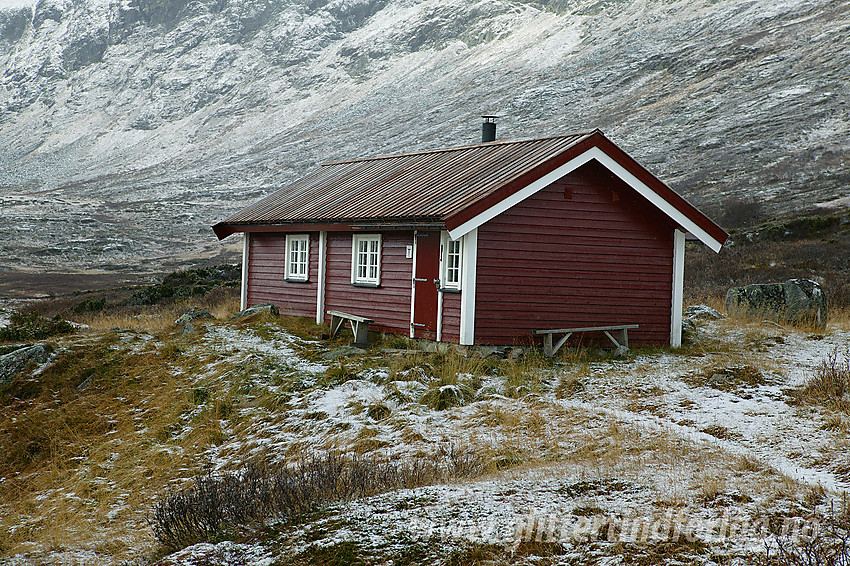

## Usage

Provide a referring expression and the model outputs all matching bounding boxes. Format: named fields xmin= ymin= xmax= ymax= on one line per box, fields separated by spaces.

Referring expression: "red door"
xmin=412 ymin=231 xmax=440 ymax=340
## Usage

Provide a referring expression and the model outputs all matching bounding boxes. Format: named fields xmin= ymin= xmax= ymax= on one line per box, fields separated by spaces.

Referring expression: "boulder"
xmin=681 ymin=318 xmax=698 ymax=345
xmin=683 ymin=304 xmax=724 ymax=320
xmin=230 ymin=303 xmax=279 ymax=319
xmin=725 ymin=279 xmax=827 ymax=329
xmin=0 ymin=344 xmax=49 ymax=384
xmin=175 ymin=308 xmax=215 ymax=326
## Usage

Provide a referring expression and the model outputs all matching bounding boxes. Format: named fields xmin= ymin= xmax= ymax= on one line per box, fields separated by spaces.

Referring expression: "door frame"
xmin=409 ymin=232 xmax=417 ymax=338
xmin=409 ymin=230 xmax=441 ymax=340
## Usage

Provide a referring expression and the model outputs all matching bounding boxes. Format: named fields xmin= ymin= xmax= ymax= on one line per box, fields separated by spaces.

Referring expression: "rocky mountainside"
xmin=1 ymin=0 xmax=848 ymax=278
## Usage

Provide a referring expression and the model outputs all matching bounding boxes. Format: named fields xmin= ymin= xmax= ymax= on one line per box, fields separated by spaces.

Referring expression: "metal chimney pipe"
xmin=481 ymin=115 xmax=497 ymax=143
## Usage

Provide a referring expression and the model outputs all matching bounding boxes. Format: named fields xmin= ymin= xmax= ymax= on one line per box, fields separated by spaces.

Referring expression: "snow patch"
xmin=161 ymin=540 xmax=275 ymax=566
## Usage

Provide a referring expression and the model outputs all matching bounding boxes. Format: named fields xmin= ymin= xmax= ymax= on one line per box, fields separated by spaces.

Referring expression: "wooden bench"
xmin=328 ymin=310 xmax=374 ymax=348
xmin=532 ymin=324 xmax=639 ymax=358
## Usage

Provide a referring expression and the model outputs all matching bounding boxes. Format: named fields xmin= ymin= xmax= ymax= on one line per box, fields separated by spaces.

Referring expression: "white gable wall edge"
xmin=447 ymin=146 xmax=723 ymax=253
xmin=241 ymin=232 xmax=250 ymax=311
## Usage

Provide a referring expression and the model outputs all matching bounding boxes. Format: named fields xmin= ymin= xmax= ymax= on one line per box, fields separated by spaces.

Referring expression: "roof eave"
xmin=211 ymin=218 xmax=446 ymax=240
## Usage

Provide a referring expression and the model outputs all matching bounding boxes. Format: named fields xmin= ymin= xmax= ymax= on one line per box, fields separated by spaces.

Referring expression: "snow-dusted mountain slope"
xmin=1 ymin=0 xmax=848 ymax=273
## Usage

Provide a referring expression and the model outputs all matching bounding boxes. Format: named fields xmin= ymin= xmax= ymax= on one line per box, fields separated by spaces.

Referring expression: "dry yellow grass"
xmin=74 ymin=294 xmax=240 ymax=332
xmin=0 ymin=323 xmax=258 ymax=562
xmin=828 ymin=307 xmax=850 ymax=329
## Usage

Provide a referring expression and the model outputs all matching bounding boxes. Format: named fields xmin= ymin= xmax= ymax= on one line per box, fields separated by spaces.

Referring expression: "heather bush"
xmin=128 ymin=264 xmax=240 ymax=306
xmin=762 ymin=501 xmax=850 ymax=566
xmin=149 ymin=449 xmax=481 ymax=550
xmin=0 ymin=311 xmax=74 ymax=341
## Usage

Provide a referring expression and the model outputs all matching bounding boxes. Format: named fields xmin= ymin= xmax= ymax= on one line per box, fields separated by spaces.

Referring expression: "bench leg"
xmin=602 ymin=330 xmax=621 ymax=349
xmin=603 ymin=330 xmax=629 ymax=353
xmin=350 ymin=320 xmax=370 ymax=347
xmin=543 ymin=334 xmax=553 ymax=357
xmin=330 ymin=315 xmax=344 ymax=337
xmin=552 ymin=333 xmax=572 ymax=357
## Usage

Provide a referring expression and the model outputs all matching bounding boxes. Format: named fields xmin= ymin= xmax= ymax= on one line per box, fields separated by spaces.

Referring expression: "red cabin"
xmin=213 ymin=129 xmax=727 ymax=348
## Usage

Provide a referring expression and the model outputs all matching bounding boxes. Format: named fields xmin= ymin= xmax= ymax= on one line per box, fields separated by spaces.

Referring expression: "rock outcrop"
xmin=684 ymin=304 xmax=724 ymax=320
xmin=0 ymin=344 xmax=50 ymax=384
xmin=175 ymin=308 xmax=215 ymax=326
xmin=725 ymin=279 xmax=827 ymax=329
xmin=231 ymin=303 xmax=279 ymax=319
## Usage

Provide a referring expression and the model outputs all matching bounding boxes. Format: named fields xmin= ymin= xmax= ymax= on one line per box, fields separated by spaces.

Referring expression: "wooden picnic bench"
xmin=328 ymin=310 xmax=374 ymax=348
xmin=532 ymin=324 xmax=639 ymax=358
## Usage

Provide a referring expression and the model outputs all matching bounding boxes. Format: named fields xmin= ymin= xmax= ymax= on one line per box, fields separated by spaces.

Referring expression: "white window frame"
xmin=440 ymin=231 xmax=463 ymax=290
xmin=351 ymin=234 xmax=381 ymax=286
xmin=285 ymin=234 xmax=310 ymax=282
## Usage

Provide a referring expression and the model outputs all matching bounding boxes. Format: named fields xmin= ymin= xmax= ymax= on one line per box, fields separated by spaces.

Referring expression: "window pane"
xmin=289 ymin=242 xmax=297 ymax=276
xmin=353 ymin=236 xmax=380 ymax=283
xmin=444 ymin=238 xmax=461 ymax=286
xmin=287 ymin=237 xmax=309 ymax=279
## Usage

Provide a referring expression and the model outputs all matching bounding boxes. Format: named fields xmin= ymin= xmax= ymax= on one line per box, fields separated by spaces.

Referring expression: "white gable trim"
xmin=241 ymin=232 xmax=250 ymax=311
xmin=447 ymin=146 xmax=723 ymax=253
xmin=316 ymin=230 xmax=327 ymax=325
xmin=670 ymin=229 xmax=686 ymax=347
xmin=458 ymin=228 xmax=478 ymax=345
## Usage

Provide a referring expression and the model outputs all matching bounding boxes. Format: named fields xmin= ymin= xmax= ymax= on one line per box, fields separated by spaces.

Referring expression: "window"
xmin=285 ymin=234 xmax=309 ymax=281
xmin=441 ymin=232 xmax=462 ymax=290
xmin=351 ymin=234 xmax=381 ymax=285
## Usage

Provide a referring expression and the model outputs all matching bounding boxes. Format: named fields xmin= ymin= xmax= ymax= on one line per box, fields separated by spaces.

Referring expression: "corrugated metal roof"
xmin=219 ymin=133 xmax=593 ymax=227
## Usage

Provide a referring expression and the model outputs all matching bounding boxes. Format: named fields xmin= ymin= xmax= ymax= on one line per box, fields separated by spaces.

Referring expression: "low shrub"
xmin=128 ymin=264 xmax=240 ymax=306
xmin=719 ymin=196 xmax=764 ymax=230
xmin=0 ymin=311 xmax=74 ymax=341
xmin=149 ymin=449 xmax=481 ymax=551
xmin=761 ymin=501 xmax=850 ymax=566
xmin=72 ymin=297 xmax=106 ymax=314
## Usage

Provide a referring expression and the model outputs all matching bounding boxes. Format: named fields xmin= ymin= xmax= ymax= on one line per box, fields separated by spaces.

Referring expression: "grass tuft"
xmin=791 ymin=350 xmax=850 ymax=412
xmin=420 ymin=376 xmax=476 ymax=410
xmin=321 ymin=360 xmax=360 ymax=387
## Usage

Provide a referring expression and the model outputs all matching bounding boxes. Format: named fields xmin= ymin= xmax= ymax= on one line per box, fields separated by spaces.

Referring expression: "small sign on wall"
xmin=406 ymin=245 xmax=413 ymax=259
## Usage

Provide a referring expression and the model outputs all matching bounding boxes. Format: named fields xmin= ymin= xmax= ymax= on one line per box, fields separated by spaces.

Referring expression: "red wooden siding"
xmin=475 ymin=161 xmax=675 ymax=346
xmin=324 ymin=231 xmax=414 ymax=334
xmin=247 ymin=232 xmax=318 ymax=317
xmin=441 ymin=291 xmax=461 ymax=343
